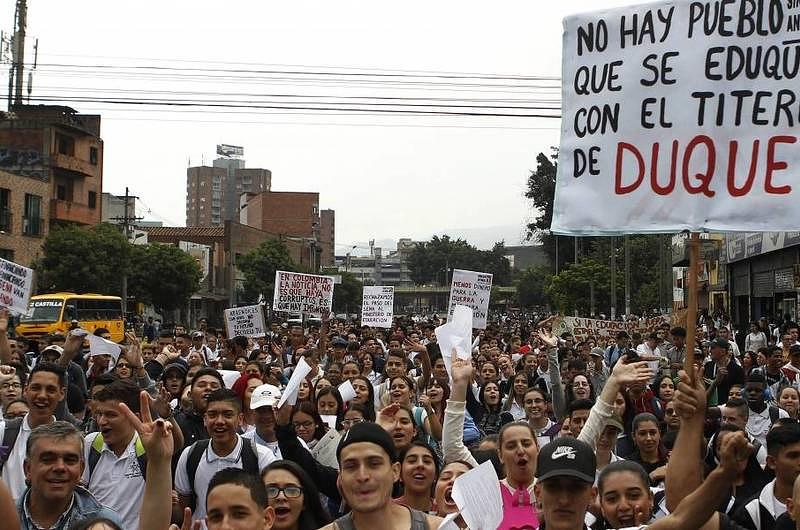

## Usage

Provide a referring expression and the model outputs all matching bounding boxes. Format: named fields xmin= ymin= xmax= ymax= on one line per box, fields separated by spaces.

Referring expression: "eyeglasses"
xmin=341 ymin=418 xmax=364 ymax=426
xmin=266 ymin=486 xmax=303 ymax=499
xmin=116 ymin=363 xmax=131 ymax=369
xmin=292 ymin=421 xmax=314 ymax=430
xmin=1 ymin=382 xmax=21 ymax=390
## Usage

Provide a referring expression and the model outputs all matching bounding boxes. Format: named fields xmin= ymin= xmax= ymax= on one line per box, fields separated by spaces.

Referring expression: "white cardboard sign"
xmin=224 ymin=304 xmax=266 ymax=338
xmin=360 ymin=286 xmax=394 ymax=328
xmin=447 ymin=269 xmax=492 ymax=329
xmin=0 ymin=258 xmax=33 ymax=315
xmin=272 ymin=271 xmax=335 ymax=314
xmin=553 ymin=0 xmax=800 ymax=235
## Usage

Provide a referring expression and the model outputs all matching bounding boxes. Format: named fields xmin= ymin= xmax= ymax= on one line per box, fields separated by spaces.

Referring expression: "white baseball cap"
xmin=250 ymin=383 xmax=282 ymax=410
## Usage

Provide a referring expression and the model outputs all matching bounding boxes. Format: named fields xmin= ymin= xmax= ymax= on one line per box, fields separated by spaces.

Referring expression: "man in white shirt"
xmin=0 ymin=363 xmax=65 ymax=501
xmin=82 ymin=378 xmax=147 ymax=530
xmin=242 ymin=383 xmax=283 ymax=459
xmin=175 ymin=388 xmax=276 ymax=523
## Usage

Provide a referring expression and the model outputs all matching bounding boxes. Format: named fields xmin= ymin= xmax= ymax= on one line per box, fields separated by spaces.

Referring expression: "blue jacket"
xmin=17 ymin=485 xmax=122 ymax=530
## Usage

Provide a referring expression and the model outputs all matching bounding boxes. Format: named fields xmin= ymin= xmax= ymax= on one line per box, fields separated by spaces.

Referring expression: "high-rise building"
xmin=319 ymin=209 xmax=335 ymax=268
xmin=186 ymin=148 xmax=271 ymax=226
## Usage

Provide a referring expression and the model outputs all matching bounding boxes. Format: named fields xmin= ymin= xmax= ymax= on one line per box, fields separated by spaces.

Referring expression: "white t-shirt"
xmin=0 ymin=414 xmax=54 ymax=502
xmin=174 ymin=435 xmax=276 ymax=522
xmin=82 ymin=431 xmax=145 ymax=530
xmin=747 ymin=406 xmax=788 ymax=447
xmin=241 ymin=429 xmax=282 ymax=460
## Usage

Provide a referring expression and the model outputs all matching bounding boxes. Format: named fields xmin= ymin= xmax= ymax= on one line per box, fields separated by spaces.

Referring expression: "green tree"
xmin=546 ymin=259 xmax=611 ymax=315
xmin=35 ymin=223 xmax=130 ymax=294
xmin=333 ymin=271 xmax=362 ymax=314
xmin=128 ymin=244 xmax=203 ymax=313
xmin=407 ymin=235 xmax=512 ymax=286
xmin=516 ymin=265 xmax=552 ymax=308
xmin=237 ymin=239 xmax=299 ymax=303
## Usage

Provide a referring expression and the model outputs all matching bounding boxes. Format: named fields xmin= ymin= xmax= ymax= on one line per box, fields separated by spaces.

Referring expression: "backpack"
xmin=186 ymin=438 xmax=259 ymax=510
xmin=86 ymin=432 xmax=147 ymax=481
xmin=0 ymin=417 xmax=23 ymax=474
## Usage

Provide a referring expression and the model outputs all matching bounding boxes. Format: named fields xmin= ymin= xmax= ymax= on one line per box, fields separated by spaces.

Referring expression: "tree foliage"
xmin=128 ymin=244 xmax=202 ymax=313
xmin=407 ymin=236 xmax=512 ymax=286
xmin=333 ymin=271 xmax=362 ymax=313
xmin=35 ymin=223 xmax=130 ymax=295
xmin=515 ymin=266 xmax=551 ymax=308
xmin=237 ymin=239 xmax=299 ymax=303
xmin=546 ymin=259 xmax=612 ymax=315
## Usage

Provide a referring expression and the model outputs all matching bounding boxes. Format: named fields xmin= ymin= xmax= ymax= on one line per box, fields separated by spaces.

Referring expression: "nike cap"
xmin=535 ymin=437 xmax=596 ymax=484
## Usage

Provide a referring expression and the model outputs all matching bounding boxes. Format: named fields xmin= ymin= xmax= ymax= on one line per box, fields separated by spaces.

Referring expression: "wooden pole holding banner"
xmin=684 ymin=233 xmax=700 ymax=380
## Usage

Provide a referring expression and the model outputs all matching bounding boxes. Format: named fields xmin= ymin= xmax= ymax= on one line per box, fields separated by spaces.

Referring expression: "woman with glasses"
xmin=292 ymin=400 xmax=341 ymax=469
xmin=0 ymin=366 xmax=24 ymax=419
xmin=261 ymin=460 xmax=331 ymax=530
xmin=340 ymin=403 xmax=367 ymax=432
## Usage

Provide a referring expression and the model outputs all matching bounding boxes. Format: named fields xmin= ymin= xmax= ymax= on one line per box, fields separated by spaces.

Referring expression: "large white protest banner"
xmin=272 ymin=271 xmax=335 ymax=314
xmin=552 ymin=0 xmax=800 ymax=235
xmin=361 ymin=286 xmax=394 ymax=327
xmin=0 ymin=258 xmax=33 ymax=315
xmin=224 ymin=304 xmax=266 ymax=338
xmin=447 ymin=269 xmax=492 ymax=329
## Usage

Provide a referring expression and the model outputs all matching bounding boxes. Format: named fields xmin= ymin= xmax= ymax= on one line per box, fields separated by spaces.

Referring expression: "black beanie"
xmin=336 ymin=421 xmax=397 ymax=463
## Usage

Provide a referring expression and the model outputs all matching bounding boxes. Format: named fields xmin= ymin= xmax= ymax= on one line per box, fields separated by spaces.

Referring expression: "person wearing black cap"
xmin=534 ymin=434 xmax=755 ymax=530
xmin=704 ymin=337 xmax=745 ymax=407
xmin=319 ymin=421 xmax=442 ymax=530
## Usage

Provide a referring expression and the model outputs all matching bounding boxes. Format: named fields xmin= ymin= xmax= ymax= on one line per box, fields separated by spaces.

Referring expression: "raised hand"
xmin=450 ymin=357 xmax=473 ymax=384
xmin=537 ymin=328 xmax=558 ymax=348
xmin=118 ymin=390 xmax=173 ymax=462
xmin=169 ymin=507 xmax=201 ymax=530
xmin=376 ymin=403 xmax=400 ymax=432
xmin=673 ymin=367 xmax=707 ymax=420
xmin=0 ymin=309 xmax=8 ymax=334
xmin=610 ymin=355 xmax=654 ymax=387
xmin=717 ymin=430 xmax=753 ymax=478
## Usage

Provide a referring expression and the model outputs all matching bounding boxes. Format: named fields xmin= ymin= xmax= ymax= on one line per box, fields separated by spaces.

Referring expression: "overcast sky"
xmin=3 ymin=0 xmax=635 ymax=254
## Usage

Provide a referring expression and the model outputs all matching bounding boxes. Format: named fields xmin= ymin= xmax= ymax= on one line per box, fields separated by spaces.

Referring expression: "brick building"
xmin=0 ymin=105 xmax=104 ymax=265
xmin=242 ymin=191 xmax=335 ymax=271
xmin=186 ymin=157 xmax=271 ymax=226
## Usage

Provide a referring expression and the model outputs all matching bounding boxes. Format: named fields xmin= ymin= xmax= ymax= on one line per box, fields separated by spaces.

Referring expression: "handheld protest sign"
xmin=553 ymin=0 xmax=800 ymax=235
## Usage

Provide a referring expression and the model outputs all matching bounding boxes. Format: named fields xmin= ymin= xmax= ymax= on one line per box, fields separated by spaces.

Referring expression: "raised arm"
xmin=442 ymin=357 xmax=478 ymax=467
xmin=650 ymin=431 xmax=751 ymax=530
xmin=577 ymin=355 xmax=653 ymax=449
xmin=538 ymin=329 xmax=566 ymax=419
xmin=0 ymin=310 xmax=10 ymax=365
xmin=58 ymin=328 xmax=86 ymax=368
xmin=665 ymin=367 xmax=709 ymax=513
xmin=119 ymin=390 xmax=176 ymax=530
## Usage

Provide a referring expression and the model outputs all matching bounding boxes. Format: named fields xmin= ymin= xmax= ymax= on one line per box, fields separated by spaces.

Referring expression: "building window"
xmin=89 ymin=146 xmax=98 ymax=165
xmin=0 ymin=249 xmax=13 ymax=261
xmin=88 ymin=191 xmax=97 ymax=209
xmin=56 ymin=133 xmax=75 ymax=156
xmin=23 ymin=194 xmax=43 ymax=237
xmin=0 ymin=188 xmax=9 ymax=232
xmin=57 ymin=185 xmax=67 ymax=201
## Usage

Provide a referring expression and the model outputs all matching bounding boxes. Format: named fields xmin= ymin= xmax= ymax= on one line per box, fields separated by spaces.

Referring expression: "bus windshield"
xmin=20 ymin=299 xmax=64 ymax=323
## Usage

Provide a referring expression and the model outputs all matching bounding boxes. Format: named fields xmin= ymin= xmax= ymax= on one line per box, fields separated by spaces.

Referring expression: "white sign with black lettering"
xmin=361 ymin=286 xmax=394 ymax=328
xmin=224 ymin=304 xmax=266 ymax=338
xmin=273 ymin=271 xmax=335 ymax=314
xmin=447 ymin=269 xmax=492 ymax=329
xmin=0 ymin=258 xmax=34 ymax=315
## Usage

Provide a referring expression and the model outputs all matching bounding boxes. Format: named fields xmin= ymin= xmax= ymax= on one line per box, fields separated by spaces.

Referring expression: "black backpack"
xmin=0 ymin=417 xmax=23 ymax=474
xmin=185 ymin=438 xmax=260 ymax=510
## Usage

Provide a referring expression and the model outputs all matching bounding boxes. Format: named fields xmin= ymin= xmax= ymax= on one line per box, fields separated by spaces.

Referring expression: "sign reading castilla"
xmin=552 ymin=0 xmax=800 ymax=235
xmin=272 ymin=271 xmax=335 ymax=314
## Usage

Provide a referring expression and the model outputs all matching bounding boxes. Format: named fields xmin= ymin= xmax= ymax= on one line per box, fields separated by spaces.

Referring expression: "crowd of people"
xmin=0 ymin=308 xmax=799 ymax=529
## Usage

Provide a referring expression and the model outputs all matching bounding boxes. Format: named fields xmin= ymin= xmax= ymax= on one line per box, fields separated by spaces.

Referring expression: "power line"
xmin=6 ymin=95 xmax=562 ymax=118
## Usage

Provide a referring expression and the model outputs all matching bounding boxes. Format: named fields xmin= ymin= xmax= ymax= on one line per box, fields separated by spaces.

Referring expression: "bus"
xmin=16 ymin=293 xmax=125 ymax=343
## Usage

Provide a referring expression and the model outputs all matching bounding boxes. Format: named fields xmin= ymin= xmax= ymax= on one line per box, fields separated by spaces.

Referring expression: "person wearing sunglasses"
xmin=261 ymin=460 xmax=331 ymax=530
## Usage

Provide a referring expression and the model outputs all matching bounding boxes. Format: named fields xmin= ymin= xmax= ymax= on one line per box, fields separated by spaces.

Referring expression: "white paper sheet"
xmin=320 ymin=414 xmax=338 ymax=430
xmin=86 ymin=333 xmax=122 ymax=362
xmin=434 ymin=305 xmax=473 ymax=380
xmin=278 ymin=357 xmax=312 ymax=408
xmin=337 ymin=379 xmax=357 ymax=403
xmin=437 ymin=512 xmax=461 ymax=530
xmin=451 ymin=460 xmax=503 ymax=530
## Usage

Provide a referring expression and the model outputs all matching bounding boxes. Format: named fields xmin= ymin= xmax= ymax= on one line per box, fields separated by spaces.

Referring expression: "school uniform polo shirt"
xmin=82 ymin=431 xmax=145 ymax=530
xmin=174 ymin=434 xmax=276 ymax=523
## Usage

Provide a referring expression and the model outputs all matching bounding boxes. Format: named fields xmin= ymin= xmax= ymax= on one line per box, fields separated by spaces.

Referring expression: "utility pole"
xmin=611 ymin=236 xmax=617 ymax=320
xmin=110 ymin=188 xmax=143 ymax=321
xmin=8 ymin=0 xmax=26 ymax=110
xmin=624 ymin=234 xmax=631 ymax=317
